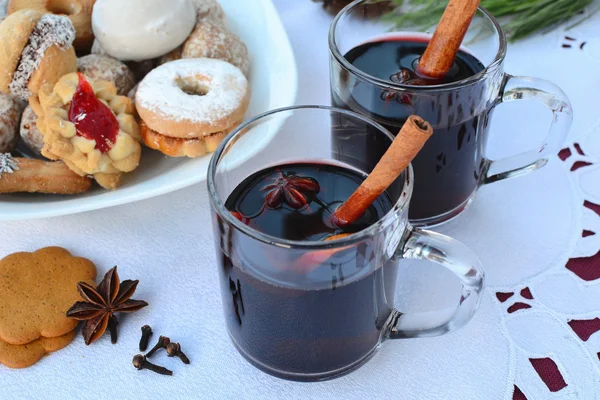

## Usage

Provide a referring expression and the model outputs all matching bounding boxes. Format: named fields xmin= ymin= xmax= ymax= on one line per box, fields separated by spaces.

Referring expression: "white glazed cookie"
xmin=92 ymin=0 xmax=196 ymax=61
xmin=0 ymin=93 xmax=20 ymax=153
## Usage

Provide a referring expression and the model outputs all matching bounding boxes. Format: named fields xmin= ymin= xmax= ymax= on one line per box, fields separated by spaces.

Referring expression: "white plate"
xmin=0 ymin=0 xmax=297 ymax=221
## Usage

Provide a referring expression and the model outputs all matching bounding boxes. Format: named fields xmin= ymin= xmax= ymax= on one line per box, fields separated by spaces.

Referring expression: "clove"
xmin=145 ymin=335 xmax=170 ymax=357
xmin=166 ymin=342 xmax=190 ymax=364
xmin=132 ymin=354 xmax=172 ymax=376
xmin=139 ymin=325 xmax=153 ymax=352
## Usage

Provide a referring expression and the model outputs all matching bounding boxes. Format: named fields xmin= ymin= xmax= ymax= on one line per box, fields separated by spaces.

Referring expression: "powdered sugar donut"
xmin=19 ymin=105 xmax=43 ymax=155
xmin=192 ymin=0 xmax=225 ymax=24
xmin=0 ymin=93 xmax=20 ymax=153
xmin=182 ymin=21 xmax=249 ymax=77
xmin=136 ymin=58 xmax=250 ymax=139
xmin=77 ymin=55 xmax=135 ymax=96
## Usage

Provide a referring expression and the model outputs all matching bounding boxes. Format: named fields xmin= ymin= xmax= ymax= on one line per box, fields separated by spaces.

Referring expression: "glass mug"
xmin=208 ymin=106 xmax=484 ymax=382
xmin=329 ymin=1 xmax=573 ymax=226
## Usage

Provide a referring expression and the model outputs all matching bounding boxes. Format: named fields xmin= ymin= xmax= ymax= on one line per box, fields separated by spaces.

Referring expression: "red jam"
xmin=69 ymin=73 xmax=119 ymax=153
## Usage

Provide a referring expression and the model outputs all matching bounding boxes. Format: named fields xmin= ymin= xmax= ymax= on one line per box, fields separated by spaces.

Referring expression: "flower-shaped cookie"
xmin=0 ymin=247 xmax=97 ymax=345
xmin=37 ymin=72 xmax=141 ymax=189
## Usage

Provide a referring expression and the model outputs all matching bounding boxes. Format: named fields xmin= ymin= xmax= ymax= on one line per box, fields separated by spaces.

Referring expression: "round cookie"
xmin=0 ymin=93 xmax=20 ymax=153
xmin=0 ymin=329 xmax=75 ymax=369
xmin=77 ymin=55 xmax=135 ymax=96
xmin=92 ymin=0 xmax=196 ymax=61
xmin=192 ymin=0 xmax=225 ymax=24
xmin=7 ymin=0 xmax=95 ymax=52
xmin=0 ymin=247 xmax=97 ymax=345
xmin=136 ymin=58 xmax=250 ymax=139
xmin=19 ymin=105 xmax=44 ymax=155
xmin=182 ymin=20 xmax=249 ymax=76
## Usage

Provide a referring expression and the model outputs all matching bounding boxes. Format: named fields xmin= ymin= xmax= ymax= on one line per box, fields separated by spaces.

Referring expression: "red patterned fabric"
xmin=568 ymin=318 xmax=600 ymax=341
xmin=571 ymin=161 xmax=593 ymax=171
xmin=558 ymin=148 xmax=572 ymax=161
xmin=520 ymin=288 xmax=533 ymax=300
xmin=507 ymin=303 xmax=531 ymax=313
xmin=566 ymin=250 xmax=600 ymax=281
xmin=529 ymin=358 xmax=568 ymax=392
xmin=496 ymin=292 xmax=514 ymax=303
xmin=512 ymin=385 xmax=527 ymax=400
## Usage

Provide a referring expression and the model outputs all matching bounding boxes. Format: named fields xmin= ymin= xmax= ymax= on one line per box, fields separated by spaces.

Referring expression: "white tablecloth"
xmin=2 ymin=1 xmax=600 ymax=399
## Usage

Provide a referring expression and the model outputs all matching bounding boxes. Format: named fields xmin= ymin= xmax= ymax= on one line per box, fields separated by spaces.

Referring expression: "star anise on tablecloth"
xmin=66 ymin=266 xmax=148 ymax=345
xmin=262 ymin=172 xmax=320 ymax=210
xmin=313 ymin=0 xmax=393 ymax=17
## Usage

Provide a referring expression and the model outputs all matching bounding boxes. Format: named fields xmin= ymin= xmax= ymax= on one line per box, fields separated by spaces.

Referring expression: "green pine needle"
xmin=379 ymin=0 xmax=596 ymax=41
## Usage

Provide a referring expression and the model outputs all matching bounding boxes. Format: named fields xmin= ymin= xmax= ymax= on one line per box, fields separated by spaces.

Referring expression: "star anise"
xmin=261 ymin=172 xmax=320 ymax=210
xmin=66 ymin=266 xmax=148 ymax=345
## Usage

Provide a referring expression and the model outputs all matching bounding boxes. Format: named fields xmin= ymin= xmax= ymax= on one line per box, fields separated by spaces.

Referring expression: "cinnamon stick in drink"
xmin=416 ymin=0 xmax=480 ymax=79
xmin=332 ymin=115 xmax=433 ymax=226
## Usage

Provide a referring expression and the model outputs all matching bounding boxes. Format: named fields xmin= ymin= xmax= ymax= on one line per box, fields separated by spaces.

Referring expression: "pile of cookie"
xmin=0 ymin=0 xmax=250 ymax=192
xmin=0 ymin=247 xmax=96 ymax=368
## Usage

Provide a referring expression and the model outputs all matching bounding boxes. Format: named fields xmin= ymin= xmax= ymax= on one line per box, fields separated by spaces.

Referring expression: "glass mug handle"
xmin=483 ymin=74 xmax=573 ymax=184
xmin=388 ymin=227 xmax=484 ymax=339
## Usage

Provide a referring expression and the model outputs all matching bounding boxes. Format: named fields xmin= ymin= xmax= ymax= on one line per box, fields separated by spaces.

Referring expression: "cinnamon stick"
xmin=416 ymin=0 xmax=480 ymax=79
xmin=332 ymin=115 xmax=433 ymax=226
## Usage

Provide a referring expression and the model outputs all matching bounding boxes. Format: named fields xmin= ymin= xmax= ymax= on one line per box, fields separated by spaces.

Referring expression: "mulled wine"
xmin=332 ymin=35 xmax=489 ymax=222
xmin=218 ymin=162 xmax=400 ymax=379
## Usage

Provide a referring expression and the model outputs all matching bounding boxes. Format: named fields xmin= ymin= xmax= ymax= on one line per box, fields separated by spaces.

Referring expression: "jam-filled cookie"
xmin=37 ymin=72 xmax=141 ymax=189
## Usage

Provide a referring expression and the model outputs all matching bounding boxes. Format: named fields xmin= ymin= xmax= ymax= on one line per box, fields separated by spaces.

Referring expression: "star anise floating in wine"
xmin=261 ymin=172 xmax=320 ymax=209
xmin=66 ymin=266 xmax=148 ymax=345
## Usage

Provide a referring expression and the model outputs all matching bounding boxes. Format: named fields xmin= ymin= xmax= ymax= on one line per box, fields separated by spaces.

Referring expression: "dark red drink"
xmin=219 ymin=162 xmax=399 ymax=379
xmin=332 ymin=36 xmax=488 ymax=222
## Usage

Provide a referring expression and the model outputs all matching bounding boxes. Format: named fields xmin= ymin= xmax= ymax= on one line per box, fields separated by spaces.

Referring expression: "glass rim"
xmin=328 ymin=1 xmax=507 ymax=91
xmin=207 ymin=105 xmax=413 ymax=250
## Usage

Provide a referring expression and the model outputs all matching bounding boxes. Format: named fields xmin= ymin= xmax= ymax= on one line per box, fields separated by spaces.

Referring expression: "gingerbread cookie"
xmin=38 ymin=72 xmax=141 ymax=190
xmin=0 ymin=330 xmax=75 ymax=369
xmin=0 ymin=247 xmax=96 ymax=345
